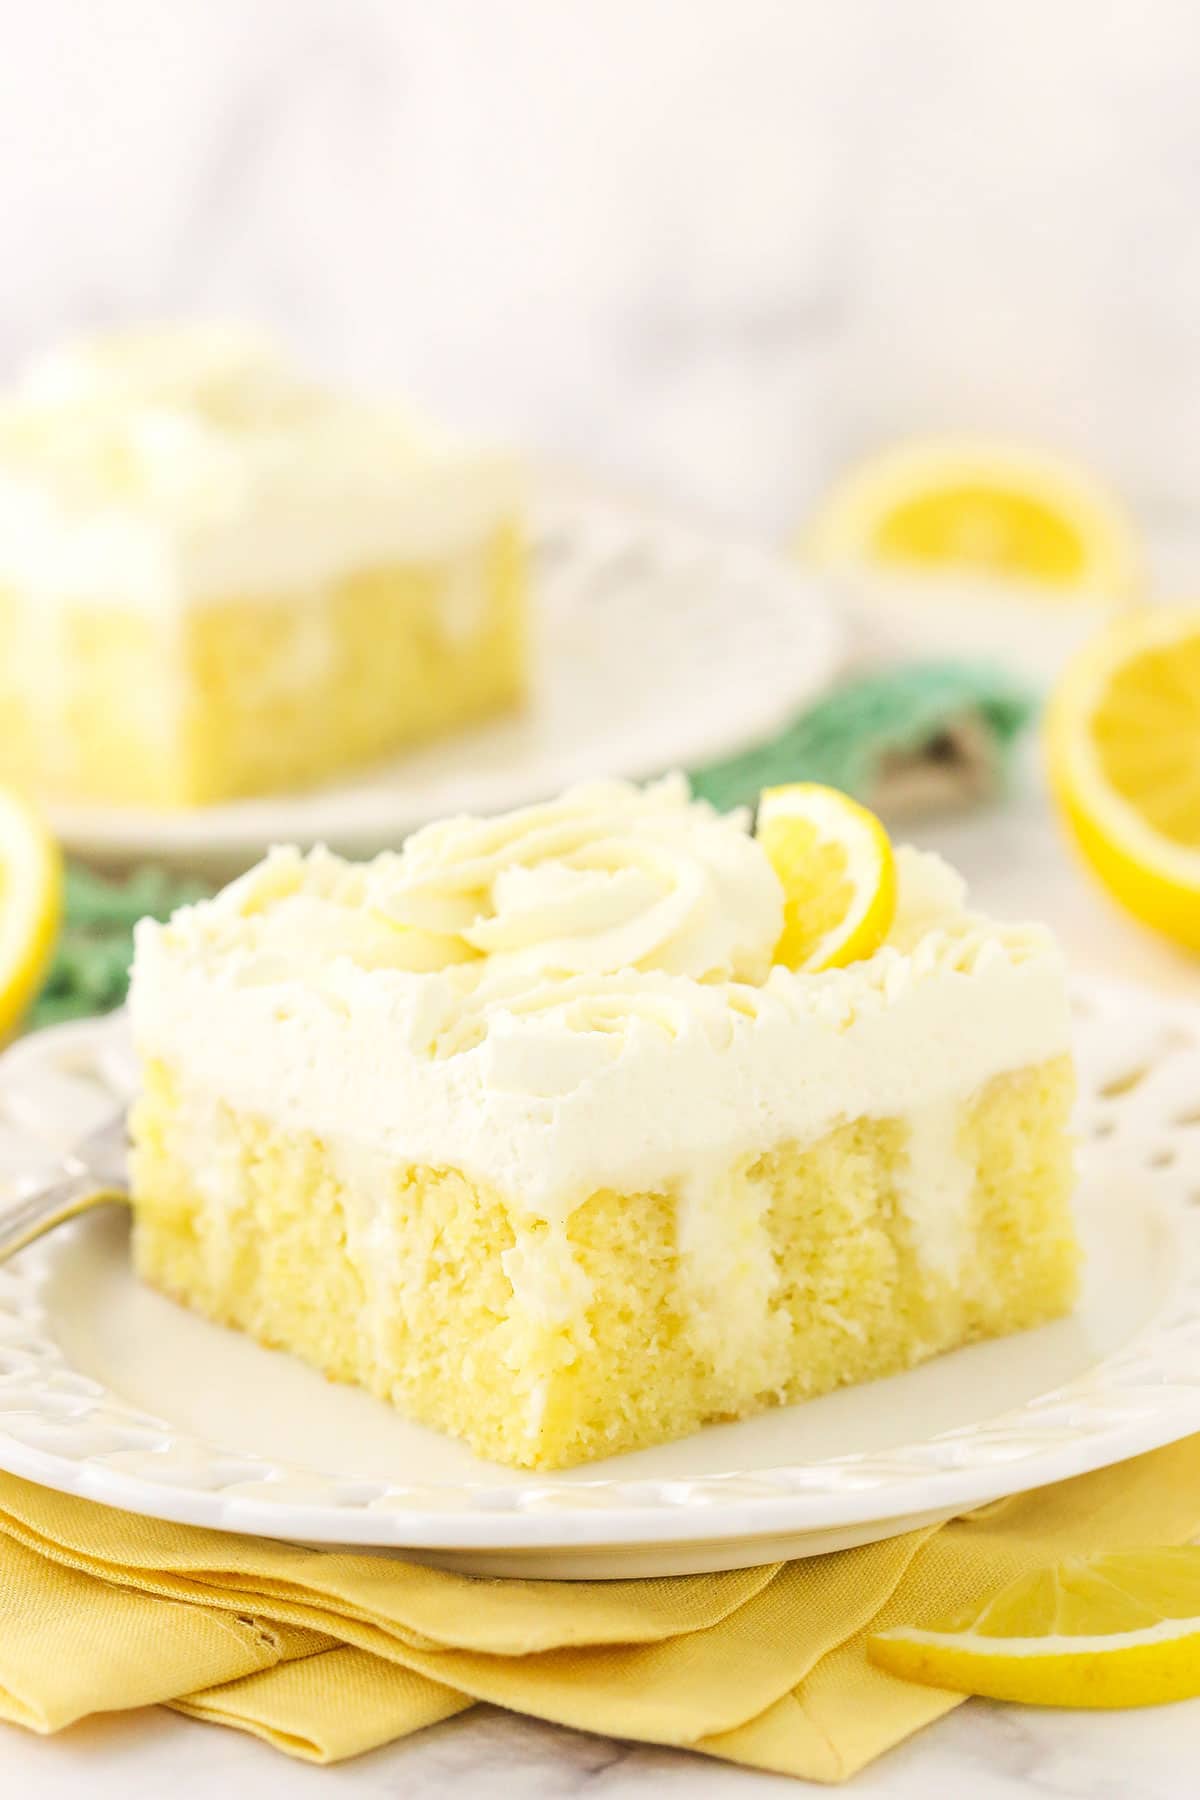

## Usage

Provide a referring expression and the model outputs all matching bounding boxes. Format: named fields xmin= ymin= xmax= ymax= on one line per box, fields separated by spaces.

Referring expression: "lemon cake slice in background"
xmin=0 ymin=325 xmax=525 ymax=807
xmin=128 ymin=776 xmax=1079 ymax=1470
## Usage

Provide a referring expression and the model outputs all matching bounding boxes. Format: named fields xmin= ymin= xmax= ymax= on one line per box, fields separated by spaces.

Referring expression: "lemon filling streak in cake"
xmin=128 ymin=778 xmax=1078 ymax=1470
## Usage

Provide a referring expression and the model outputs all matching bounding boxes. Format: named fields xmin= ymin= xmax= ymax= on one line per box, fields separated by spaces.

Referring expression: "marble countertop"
xmin=3 ymin=1678 xmax=1199 ymax=1797
xmin=7 ymin=2 xmax=1200 ymax=539
xmin=3 ymin=762 xmax=1198 ymax=1794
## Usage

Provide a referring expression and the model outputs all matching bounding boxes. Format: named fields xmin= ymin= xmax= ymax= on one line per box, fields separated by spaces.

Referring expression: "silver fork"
xmin=0 ymin=1111 xmax=130 ymax=1261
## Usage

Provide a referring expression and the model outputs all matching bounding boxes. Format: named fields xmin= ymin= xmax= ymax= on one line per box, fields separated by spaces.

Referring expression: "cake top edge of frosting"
xmin=131 ymin=773 xmax=1062 ymax=1027
xmin=0 ymin=322 xmax=518 ymax=512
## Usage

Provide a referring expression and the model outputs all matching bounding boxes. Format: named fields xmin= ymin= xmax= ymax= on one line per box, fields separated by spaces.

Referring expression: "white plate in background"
xmin=50 ymin=497 xmax=843 ymax=878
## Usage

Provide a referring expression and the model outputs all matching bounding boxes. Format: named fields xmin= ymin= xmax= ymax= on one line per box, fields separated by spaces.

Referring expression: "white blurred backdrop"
xmin=3 ymin=0 xmax=1199 ymax=534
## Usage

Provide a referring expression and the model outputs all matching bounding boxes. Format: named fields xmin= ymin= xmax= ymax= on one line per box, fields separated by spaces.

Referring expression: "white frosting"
xmin=676 ymin=1161 xmax=788 ymax=1379
xmin=0 ymin=325 xmax=519 ymax=604
xmin=368 ymin=773 xmax=783 ymax=984
xmin=129 ymin=777 xmax=1073 ymax=1265
xmin=898 ymin=1097 xmax=977 ymax=1277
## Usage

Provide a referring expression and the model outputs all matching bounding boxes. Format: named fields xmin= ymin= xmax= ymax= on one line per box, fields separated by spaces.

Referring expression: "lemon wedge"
xmin=869 ymin=1547 xmax=1200 ymax=1708
xmin=808 ymin=438 xmax=1140 ymax=599
xmin=756 ymin=783 xmax=896 ymax=972
xmin=1046 ymin=605 xmax=1200 ymax=948
xmin=0 ymin=788 xmax=63 ymax=1040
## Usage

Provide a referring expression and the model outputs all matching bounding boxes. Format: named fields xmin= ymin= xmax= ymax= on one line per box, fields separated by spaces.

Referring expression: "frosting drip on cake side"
xmin=130 ymin=776 xmax=1074 ymax=1247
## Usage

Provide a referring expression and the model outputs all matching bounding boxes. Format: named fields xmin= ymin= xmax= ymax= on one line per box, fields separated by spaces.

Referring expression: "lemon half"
xmin=808 ymin=438 xmax=1140 ymax=599
xmin=1047 ymin=605 xmax=1200 ymax=948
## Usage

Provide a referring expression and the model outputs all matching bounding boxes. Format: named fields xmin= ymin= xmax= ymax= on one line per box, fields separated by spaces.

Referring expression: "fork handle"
xmin=0 ymin=1169 xmax=128 ymax=1262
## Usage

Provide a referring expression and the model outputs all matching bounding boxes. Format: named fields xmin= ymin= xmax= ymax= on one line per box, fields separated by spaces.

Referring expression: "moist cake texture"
xmin=128 ymin=777 xmax=1079 ymax=1468
xmin=0 ymin=326 xmax=525 ymax=806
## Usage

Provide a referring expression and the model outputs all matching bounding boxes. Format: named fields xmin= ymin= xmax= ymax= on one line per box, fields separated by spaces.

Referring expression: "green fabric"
xmin=28 ymin=661 xmax=1036 ymax=1029
xmin=30 ymin=865 xmax=209 ymax=1031
xmin=689 ymin=660 xmax=1035 ymax=815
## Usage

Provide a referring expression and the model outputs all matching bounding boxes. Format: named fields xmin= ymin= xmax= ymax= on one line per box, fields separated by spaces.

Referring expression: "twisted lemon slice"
xmin=757 ymin=783 xmax=896 ymax=971
xmin=869 ymin=1548 xmax=1200 ymax=1709
xmin=1047 ymin=605 xmax=1200 ymax=949
xmin=808 ymin=438 xmax=1140 ymax=598
xmin=0 ymin=788 xmax=62 ymax=1040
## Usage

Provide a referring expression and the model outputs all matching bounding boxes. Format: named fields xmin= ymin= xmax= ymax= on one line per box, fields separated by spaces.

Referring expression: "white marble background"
xmin=3 ymin=0 xmax=1200 ymax=534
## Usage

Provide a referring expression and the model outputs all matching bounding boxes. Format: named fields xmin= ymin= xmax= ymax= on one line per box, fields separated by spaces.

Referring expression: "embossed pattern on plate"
xmin=0 ymin=981 xmax=1199 ymax=1573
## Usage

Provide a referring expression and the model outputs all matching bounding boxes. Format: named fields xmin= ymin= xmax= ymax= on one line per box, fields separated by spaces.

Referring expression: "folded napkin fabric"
xmin=3 ymin=1437 xmax=1199 ymax=1780
xmin=690 ymin=660 xmax=1035 ymax=819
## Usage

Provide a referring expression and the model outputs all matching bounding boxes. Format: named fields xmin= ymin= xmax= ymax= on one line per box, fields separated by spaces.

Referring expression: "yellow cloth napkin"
xmin=3 ymin=1439 xmax=1200 ymax=1782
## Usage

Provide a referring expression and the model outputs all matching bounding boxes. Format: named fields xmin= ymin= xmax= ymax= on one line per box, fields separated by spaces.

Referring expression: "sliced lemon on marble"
xmin=1046 ymin=605 xmax=1200 ymax=948
xmin=757 ymin=783 xmax=896 ymax=971
xmin=807 ymin=438 xmax=1140 ymax=598
xmin=869 ymin=1547 xmax=1200 ymax=1708
xmin=0 ymin=788 xmax=62 ymax=1040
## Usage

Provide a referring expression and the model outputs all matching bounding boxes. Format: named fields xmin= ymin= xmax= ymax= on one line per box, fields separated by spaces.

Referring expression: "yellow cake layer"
xmin=129 ymin=1054 xmax=1079 ymax=1471
xmin=0 ymin=521 xmax=524 ymax=806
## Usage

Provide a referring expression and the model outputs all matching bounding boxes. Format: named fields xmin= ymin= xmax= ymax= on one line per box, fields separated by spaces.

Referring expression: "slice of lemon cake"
xmin=127 ymin=776 xmax=1079 ymax=1470
xmin=0 ymin=325 xmax=524 ymax=807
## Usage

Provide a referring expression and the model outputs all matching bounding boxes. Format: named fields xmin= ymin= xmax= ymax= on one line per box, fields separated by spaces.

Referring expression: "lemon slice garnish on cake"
xmin=807 ymin=438 xmax=1140 ymax=599
xmin=1047 ymin=605 xmax=1200 ymax=949
xmin=757 ymin=783 xmax=896 ymax=971
xmin=0 ymin=787 xmax=63 ymax=1039
xmin=869 ymin=1547 xmax=1200 ymax=1708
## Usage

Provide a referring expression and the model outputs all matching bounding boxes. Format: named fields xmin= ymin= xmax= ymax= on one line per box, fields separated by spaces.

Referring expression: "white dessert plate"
xmin=1 ymin=976 xmax=1199 ymax=1579
xmin=828 ymin=565 xmax=1121 ymax=681
xmin=50 ymin=496 xmax=843 ymax=878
